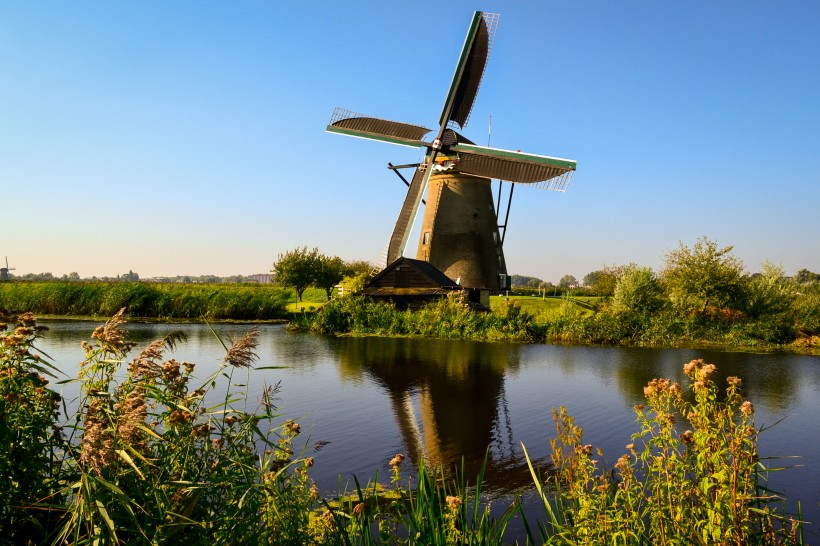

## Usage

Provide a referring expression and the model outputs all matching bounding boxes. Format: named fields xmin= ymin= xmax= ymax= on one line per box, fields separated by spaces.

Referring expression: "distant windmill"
xmin=327 ymin=11 xmax=577 ymax=290
xmin=0 ymin=257 xmax=15 ymax=282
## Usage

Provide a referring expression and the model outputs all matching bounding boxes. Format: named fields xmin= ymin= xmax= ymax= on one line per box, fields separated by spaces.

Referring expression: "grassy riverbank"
xmin=0 ymin=281 xmax=292 ymax=320
xmin=1 ymin=311 xmax=806 ymax=544
xmin=292 ymin=285 xmax=820 ymax=352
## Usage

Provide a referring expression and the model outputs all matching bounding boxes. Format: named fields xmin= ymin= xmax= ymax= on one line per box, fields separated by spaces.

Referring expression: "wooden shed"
xmin=362 ymin=257 xmax=463 ymax=309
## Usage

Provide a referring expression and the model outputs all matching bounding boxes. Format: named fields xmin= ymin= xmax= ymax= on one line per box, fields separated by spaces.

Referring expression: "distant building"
xmin=248 ymin=274 xmax=273 ymax=284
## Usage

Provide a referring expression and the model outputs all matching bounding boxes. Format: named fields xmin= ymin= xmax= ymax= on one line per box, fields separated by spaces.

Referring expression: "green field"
xmin=490 ymin=294 xmax=601 ymax=320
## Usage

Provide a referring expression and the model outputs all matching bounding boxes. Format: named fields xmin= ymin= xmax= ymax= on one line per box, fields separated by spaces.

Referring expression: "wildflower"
xmin=727 ymin=376 xmax=742 ymax=386
xmin=740 ymin=401 xmax=754 ymax=415
xmin=634 ymin=404 xmax=644 ymax=412
xmin=352 ymin=502 xmax=365 ymax=517
xmin=446 ymin=495 xmax=463 ymax=512
xmin=183 ymin=361 xmax=195 ymax=374
xmin=615 ymin=454 xmax=630 ymax=470
xmin=192 ymin=423 xmax=212 ymax=438
xmin=680 ymin=430 xmax=694 ymax=444
xmin=162 ymin=360 xmax=181 ymax=381
xmin=626 ymin=443 xmax=635 ymax=451
xmin=683 ymin=359 xmax=703 ymax=376
xmin=310 ymin=484 xmax=320 ymax=500
xmin=389 ymin=454 xmax=405 ymax=467
xmin=699 ymin=363 xmax=716 ymax=380
xmin=224 ymin=327 xmax=259 ymax=368
xmin=694 ymin=381 xmax=706 ymax=390
xmin=669 ymin=382 xmax=683 ymax=396
xmin=304 ymin=457 xmax=314 ymax=467
xmin=284 ymin=420 xmax=301 ymax=434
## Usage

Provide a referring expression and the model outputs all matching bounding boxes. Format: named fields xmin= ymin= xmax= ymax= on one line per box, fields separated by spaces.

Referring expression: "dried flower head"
xmin=80 ymin=399 xmax=115 ymax=475
xmin=446 ymin=495 xmax=463 ymax=512
xmin=727 ymin=376 xmax=742 ymax=386
xmin=91 ymin=309 xmax=135 ymax=353
xmin=700 ymin=363 xmax=717 ymax=380
xmin=740 ymin=401 xmax=754 ymax=415
xmin=683 ymin=359 xmax=703 ymax=376
xmin=389 ymin=454 xmax=405 ymax=467
xmin=224 ymin=327 xmax=259 ymax=368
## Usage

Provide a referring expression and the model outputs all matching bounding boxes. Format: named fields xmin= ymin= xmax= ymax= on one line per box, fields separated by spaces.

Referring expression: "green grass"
xmin=490 ymin=295 xmax=601 ymax=320
xmin=284 ymin=287 xmax=329 ymax=313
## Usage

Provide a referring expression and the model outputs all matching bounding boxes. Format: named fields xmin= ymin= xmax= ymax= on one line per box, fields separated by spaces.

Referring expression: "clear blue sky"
xmin=2 ymin=1 xmax=819 ymax=282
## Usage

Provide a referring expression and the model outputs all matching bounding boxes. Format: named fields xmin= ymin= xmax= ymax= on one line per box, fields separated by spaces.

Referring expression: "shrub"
xmin=524 ymin=359 xmax=803 ymax=545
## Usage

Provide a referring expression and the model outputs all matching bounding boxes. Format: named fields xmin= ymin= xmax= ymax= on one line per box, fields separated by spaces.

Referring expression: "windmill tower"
xmin=327 ymin=12 xmax=576 ymax=290
xmin=0 ymin=257 xmax=15 ymax=282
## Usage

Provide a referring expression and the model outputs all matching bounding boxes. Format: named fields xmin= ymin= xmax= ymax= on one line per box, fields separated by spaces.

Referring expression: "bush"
xmin=524 ymin=359 xmax=803 ymax=545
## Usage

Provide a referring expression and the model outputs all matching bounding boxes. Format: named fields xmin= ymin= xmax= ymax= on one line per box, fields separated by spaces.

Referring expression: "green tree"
xmin=612 ymin=266 xmax=665 ymax=314
xmin=558 ymin=275 xmax=578 ymax=290
xmin=314 ymin=255 xmax=348 ymax=299
xmin=345 ymin=260 xmax=375 ymax=277
xmin=660 ymin=237 xmax=745 ymax=312
xmin=743 ymin=262 xmax=795 ymax=320
xmin=795 ymin=268 xmax=819 ymax=284
xmin=273 ymin=247 xmax=319 ymax=302
xmin=583 ymin=265 xmax=636 ymax=296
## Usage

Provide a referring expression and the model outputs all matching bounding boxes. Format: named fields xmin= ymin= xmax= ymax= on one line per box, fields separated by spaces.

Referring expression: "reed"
xmin=0 ymin=281 xmax=291 ymax=320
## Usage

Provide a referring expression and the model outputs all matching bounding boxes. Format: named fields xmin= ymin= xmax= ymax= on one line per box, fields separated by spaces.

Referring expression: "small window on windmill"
xmin=423 ymin=232 xmax=431 ymax=245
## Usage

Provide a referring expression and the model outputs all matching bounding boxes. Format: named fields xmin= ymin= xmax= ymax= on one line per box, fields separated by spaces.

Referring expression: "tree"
xmin=511 ymin=274 xmax=543 ymax=288
xmin=314 ymin=255 xmax=348 ymax=299
xmin=743 ymin=262 xmax=795 ymax=320
xmin=558 ymin=275 xmax=578 ymax=290
xmin=612 ymin=266 xmax=665 ymax=314
xmin=583 ymin=270 xmax=604 ymax=288
xmin=273 ymin=247 xmax=319 ymax=302
xmin=345 ymin=260 xmax=375 ymax=277
xmin=795 ymin=268 xmax=820 ymax=284
xmin=660 ymin=237 xmax=745 ymax=312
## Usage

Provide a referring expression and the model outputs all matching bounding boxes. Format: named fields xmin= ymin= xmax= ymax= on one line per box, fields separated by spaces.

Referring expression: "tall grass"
xmin=291 ymin=294 xmax=537 ymax=342
xmin=0 ymin=282 xmax=291 ymax=320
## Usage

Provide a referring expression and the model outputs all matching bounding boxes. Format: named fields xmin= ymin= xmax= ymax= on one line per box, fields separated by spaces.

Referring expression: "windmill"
xmin=327 ymin=11 xmax=576 ymax=290
xmin=0 ymin=257 xmax=15 ymax=282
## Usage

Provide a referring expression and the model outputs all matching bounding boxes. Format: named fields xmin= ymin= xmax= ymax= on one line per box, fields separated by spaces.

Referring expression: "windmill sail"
xmin=386 ymin=166 xmax=430 ymax=264
xmin=438 ymin=12 xmax=499 ymax=130
xmin=327 ymin=108 xmax=430 ymax=148
xmin=451 ymin=143 xmax=576 ymax=190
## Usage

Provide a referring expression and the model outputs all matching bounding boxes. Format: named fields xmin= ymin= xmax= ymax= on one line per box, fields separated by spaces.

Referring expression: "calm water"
xmin=38 ymin=320 xmax=820 ymax=538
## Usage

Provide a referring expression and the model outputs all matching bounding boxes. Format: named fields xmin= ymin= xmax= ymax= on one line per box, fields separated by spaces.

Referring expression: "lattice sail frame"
xmin=456 ymin=11 xmax=499 ymax=130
